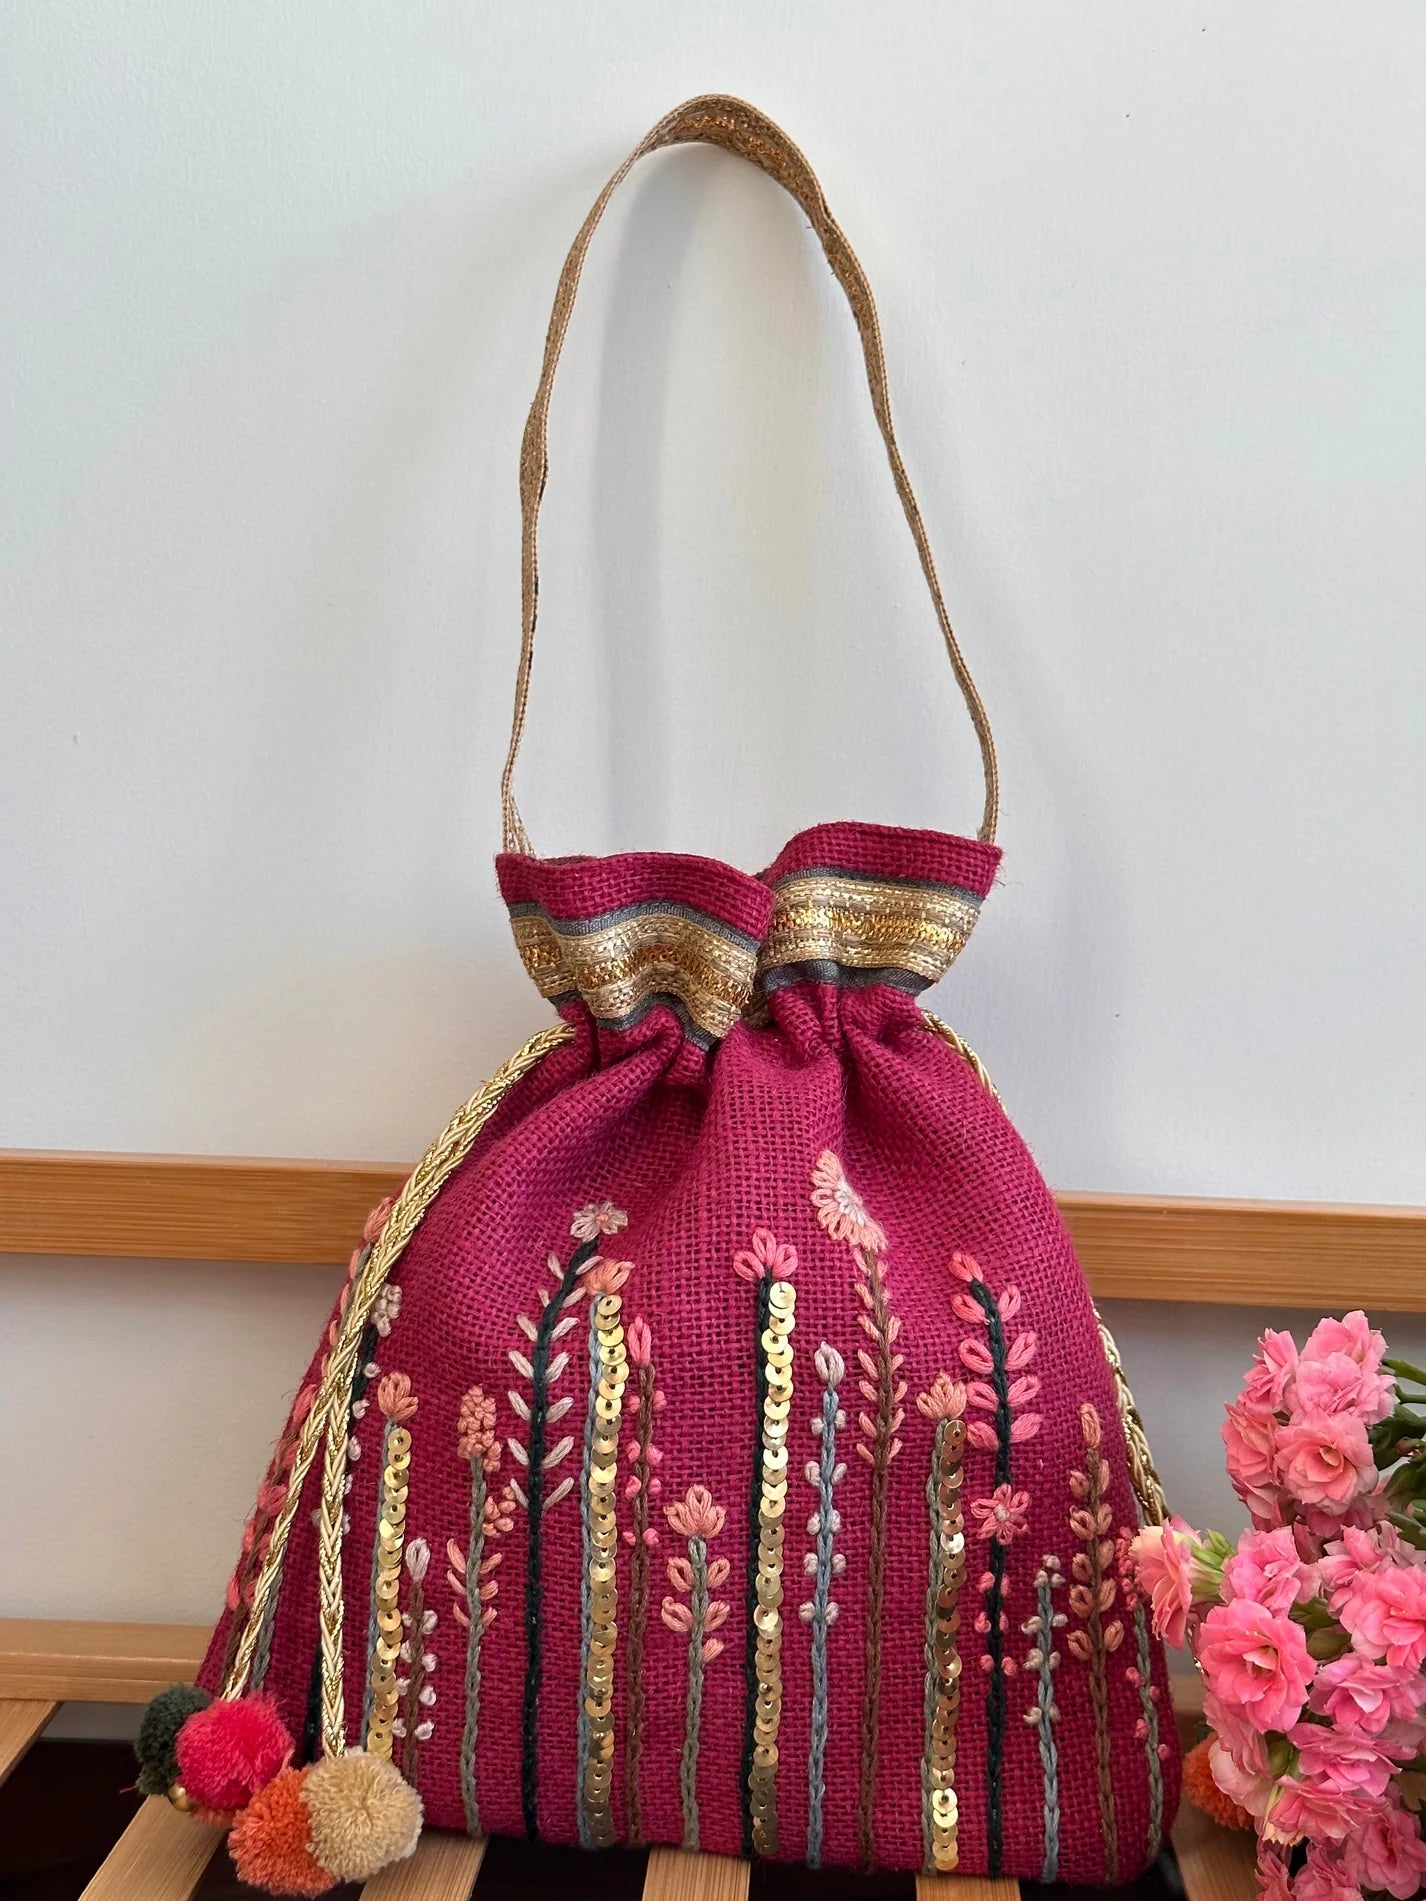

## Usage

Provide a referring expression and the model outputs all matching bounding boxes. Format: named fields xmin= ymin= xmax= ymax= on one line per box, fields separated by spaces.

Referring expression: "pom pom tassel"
xmin=134 ymin=1683 xmax=211 ymax=1798
xmin=230 ymin=1767 xmax=334 ymax=1897
xmin=1183 ymin=1735 xmax=1253 ymax=1831
xmin=303 ymin=1750 xmax=423 ymax=1883
xmin=175 ymin=1692 xmax=293 ymax=1813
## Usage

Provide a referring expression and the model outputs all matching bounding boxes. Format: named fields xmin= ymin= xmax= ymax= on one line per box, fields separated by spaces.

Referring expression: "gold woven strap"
xmin=501 ymin=93 xmax=999 ymax=855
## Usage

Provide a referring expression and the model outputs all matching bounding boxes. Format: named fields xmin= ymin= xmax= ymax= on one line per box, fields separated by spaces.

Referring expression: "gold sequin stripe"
xmin=582 ymin=1289 xmax=628 ymax=1846
xmin=760 ymin=872 xmax=982 ymax=989
xmin=509 ymin=903 xmax=760 ymax=1045
xmin=364 ymin=1424 xmax=413 ymax=1761
xmin=223 ymin=1022 xmax=574 ymax=1745
xmin=750 ymin=1279 xmax=795 ymax=1856
xmin=924 ymin=1415 xmax=967 ymax=1874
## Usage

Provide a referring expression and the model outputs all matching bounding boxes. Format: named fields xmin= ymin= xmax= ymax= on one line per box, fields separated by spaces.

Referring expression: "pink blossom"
xmin=1208 ymin=1734 xmax=1276 ymax=1824
xmin=1295 ymin=1352 xmax=1396 ymax=1428
xmin=584 ymin=1255 xmax=633 ymax=1295
xmin=1337 ymin=1565 xmax=1426 ymax=1671
xmin=570 ymin=1200 xmax=628 ymax=1241
xmin=969 ymin=1484 xmax=1030 ymax=1545
xmin=1339 ymin=1799 xmax=1426 ymax=1899
xmin=732 ymin=1227 xmax=798 ymax=1283
xmin=1223 ymin=1400 xmax=1285 ymax=1526
xmin=1130 ymin=1517 xmax=1201 ymax=1647
xmin=1301 ymin=1312 xmax=1388 ymax=1380
xmin=1274 ymin=1410 xmax=1375 ymax=1512
xmin=1205 ymin=1688 xmax=1276 ymax=1779
xmin=1309 ymin=1652 xmax=1426 ymax=1737
xmin=1320 ymin=1524 xmax=1415 ymax=1603
xmin=810 ymin=1151 xmax=886 ymax=1254
xmin=1243 ymin=1329 xmax=1300 ymax=1412
xmin=1255 ymin=1843 xmax=1293 ymax=1901
xmin=626 ymin=1316 xmax=652 ymax=1367
xmin=1295 ymin=1842 xmax=1366 ymax=1901
xmin=1288 ymin=1719 xmax=1398 ymax=1798
xmin=1223 ymin=1527 xmax=1319 ymax=1615
xmin=665 ymin=1484 xmax=726 ymax=1542
xmin=1198 ymin=1599 xmax=1315 ymax=1734
xmin=1265 ymin=1779 xmax=1377 ymax=1847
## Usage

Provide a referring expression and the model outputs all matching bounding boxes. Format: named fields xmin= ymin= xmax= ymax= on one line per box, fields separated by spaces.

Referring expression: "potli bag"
xmin=144 ymin=95 xmax=1180 ymax=1891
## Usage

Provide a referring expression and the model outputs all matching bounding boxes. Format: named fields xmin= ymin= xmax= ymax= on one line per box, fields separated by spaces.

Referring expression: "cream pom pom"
xmin=301 ymin=1750 xmax=422 ymax=1883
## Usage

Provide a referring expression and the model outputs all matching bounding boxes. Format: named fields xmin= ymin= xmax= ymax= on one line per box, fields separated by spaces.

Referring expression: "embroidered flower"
xmin=917 ymin=1371 xmax=967 ymax=1422
xmin=377 ymin=1371 xmax=418 ymax=1423
xmin=363 ymin=1196 xmax=396 ymax=1244
xmin=732 ymin=1227 xmax=798 ymax=1282
xmin=583 ymin=1256 xmax=633 ymax=1296
xmin=627 ymin=1316 xmax=653 ymax=1367
xmin=666 ymin=1484 xmax=726 ymax=1541
xmin=970 ymin=1482 xmax=1030 ymax=1545
xmin=813 ymin=1341 xmax=845 ymax=1387
xmin=810 ymin=1150 xmax=886 ymax=1253
xmin=457 ymin=1385 xmax=500 ymax=1472
xmin=571 ymin=1201 xmax=628 ymax=1241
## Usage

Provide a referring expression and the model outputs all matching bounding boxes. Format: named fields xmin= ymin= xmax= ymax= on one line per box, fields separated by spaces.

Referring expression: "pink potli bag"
xmin=143 ymin=96 xmax=1179 ymax=1891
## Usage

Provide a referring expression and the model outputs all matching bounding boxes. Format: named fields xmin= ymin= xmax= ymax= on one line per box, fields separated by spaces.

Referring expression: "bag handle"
xmin=501 ymin=93 xmax=1000 ymax=852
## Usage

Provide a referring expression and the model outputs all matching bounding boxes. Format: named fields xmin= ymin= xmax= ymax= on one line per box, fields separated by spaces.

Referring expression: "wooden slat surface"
xmin=0 ymin=1698 xmax=54 ymax=1785
xmin=643 ymin=1847 xmax=750 ymax=1901
xmin=0 ymin=1618 xmax=207 ymax=1704
xmin=3 ymin=1148 xmax=1424 ymax=1308
xmin=1173 ymin=1785 xmax=1257 ymax=1901
xmin=916 ymin=1879 xmax=1021 ymax=1901
xmin=360 ymin=1832 xmax=487 ymax=1899
xmin=79 ymin=1795 xmax=222 ymax=1901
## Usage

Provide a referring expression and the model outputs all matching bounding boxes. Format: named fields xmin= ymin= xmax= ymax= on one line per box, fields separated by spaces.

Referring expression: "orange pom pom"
xmin=229 ymin=1767 xmax=334 ymax=1897
xmin=1184 ymin=1735 xmax=1253 ymax=1830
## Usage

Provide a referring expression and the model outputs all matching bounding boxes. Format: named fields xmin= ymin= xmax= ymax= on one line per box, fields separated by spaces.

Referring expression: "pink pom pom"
xmin=176 ymin=1693 xmax=293 ymax=1812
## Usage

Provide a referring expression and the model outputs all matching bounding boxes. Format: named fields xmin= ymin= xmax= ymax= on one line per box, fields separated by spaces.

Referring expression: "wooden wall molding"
xmin=1 ymin=1149 xmax=1423 ymax=1310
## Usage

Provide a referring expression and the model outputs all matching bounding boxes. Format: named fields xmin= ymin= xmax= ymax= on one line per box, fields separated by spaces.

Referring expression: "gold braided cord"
xmin=923 ymin=1010 xmax=1172 ymax=1529
xmin=223 ymin=1022 xmax=574 ymax=1711
xmin=1096 ymin=1312 xmax=1170 ymax=1528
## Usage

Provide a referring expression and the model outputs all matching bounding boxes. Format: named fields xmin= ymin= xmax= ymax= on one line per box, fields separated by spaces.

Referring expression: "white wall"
xmin=4 ymin=4 xmax=1426 ymax=1682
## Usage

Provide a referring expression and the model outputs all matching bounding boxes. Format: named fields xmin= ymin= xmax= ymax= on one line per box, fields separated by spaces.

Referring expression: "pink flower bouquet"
xmin=1129 ymin=1314 xmax=1426 ymax=1901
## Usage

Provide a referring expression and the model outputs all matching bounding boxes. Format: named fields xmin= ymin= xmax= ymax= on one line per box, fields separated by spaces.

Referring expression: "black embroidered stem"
xmin=739 ymin=1272 xmax=771 ymax=1859
xmin=520 ymin=1237 xmax=596 ymax=1841
xmin=970 ymin=1277 xmax=1012 ymax=1875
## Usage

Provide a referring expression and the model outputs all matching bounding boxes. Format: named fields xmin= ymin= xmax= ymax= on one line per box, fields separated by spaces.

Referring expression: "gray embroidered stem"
xmin=1023 ymin=1556 xmax=1064 ymax=1882
xmin=460 ymin=1458 xmax=488 ymax=1837
xmin=576 ymin=1315 xmax=599 ymax=1850
xmin=1133 ymin=1597 xmax=1165 ymax=1862
xmin=680 ymin=1533 xmax=710 ymax=1851
xmin=802 ymin=1349 xmax=845 ymax=1868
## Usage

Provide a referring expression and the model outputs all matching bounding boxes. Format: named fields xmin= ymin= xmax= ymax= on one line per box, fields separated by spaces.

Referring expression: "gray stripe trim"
xmin=507 ymin=896 xmax=762 ymax=955
xmin=759 ymin=961 xmax=931 ymax=996
xmin=547 ymin=988 xmax=718 ymax=1050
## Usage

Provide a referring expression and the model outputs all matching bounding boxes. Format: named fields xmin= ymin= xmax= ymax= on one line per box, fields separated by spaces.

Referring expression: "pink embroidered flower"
xmin=457 ymin=1385 xmax=499 ymax=1471
xmin=1309 ymin=1652 xmax=1426 ymax=1737
xmin=1222 ymin=1400 xmax=1284 ymax=1526
xmin=1130 ymin=1516 xmax=1202 ymax=1647
xmin=1295 ymin=1843 xmax=1365 ymax=1901
xmin=1264 ymin=1779 xmax=1376 ymax=1847
xmin=1207 ymin=1734 xmax=1275 ymax=1824
xmin=1197 ymin=1599 xmax=1315 ymax=1734
xmin=1337 ymin=1564 xmax=1426 ymax=1671
xmin=1223 ymin=1526 xmax=1320 ymax=1616
xmin=1274 ymin=1410 xmax=1375 ymax=1512
xmin=811 ymin=1151 xmax=886 ymax=1254
xmin=1243 ymin=1329 xmax=1300 ymax=1413
xmin=813 ymin=1342 xmax=846 ymax=1387
xmin=916 ymin=1372 xmax=967 ymax=1422
xmin=377 ymin=1371 xmax=418 ymax=1423
xmin=363 ymin=1196 xmax=395 ymax=1244
xmin=732 ymin=1227 xmax=798 ymax=1283
xmin=1341 ymin=1798 xmax=1426 ymax=1898
xmin=665 ymin=1484 xmax=726 ymax=1541
xmin=583 ymin=1256 xmax=633 ymax=1295
xmin=627 ymin=1316 xmax=652 ymax=1367
xmin=1289 ymin=1718 xmax=1399 ymax=1797
xmin=969 ymin=1483 xmax=1030 ymax=1546
xmin=571 ymin=1200 xmax=628 ymax=1241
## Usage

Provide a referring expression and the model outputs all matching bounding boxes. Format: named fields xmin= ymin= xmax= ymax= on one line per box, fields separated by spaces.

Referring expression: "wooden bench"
xmin=6 ymin=1139 xmax=1417 ymax=1899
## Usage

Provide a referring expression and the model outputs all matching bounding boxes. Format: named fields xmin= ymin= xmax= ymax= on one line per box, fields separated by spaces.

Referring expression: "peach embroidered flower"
xmin=377 ymin=1371 xmax=418 ymax=1423
xmin=583 ymin=1256 xmax=633 ymax=1296
xmin=666 ymin=1485 xmax=726 ymax=1541
xmin=810 ymin=1151 xmax=886 ymax=1254
xmin=916 ymin=1371 xmax=967 ymax=1422
xmin=363 ymin=1196 xmax=396 ymax=1244
xmin=969 ymin=1483 xmax=1030 ymax=1545
xmin=732 ymin=1227 xmax=798 ymax=1283
xmin=571 ymin=1201 xmax=628 ymax=1241
xmin=1197 ymin=1598 xmax=1314 ymax=1734
xmin=457 ymin=1385 xmax=500 ymax=1471
xmin=813 ymin=1342 xmax=846 ymax=1387
xmin=627 ymin=1316 xmax=653 ymax=1367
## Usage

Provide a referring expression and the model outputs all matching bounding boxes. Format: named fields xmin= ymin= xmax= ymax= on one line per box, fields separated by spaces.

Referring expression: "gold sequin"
xmin=749 ymin=1281 xmax=795 ymax=1856
xmin=364 ymin=1424 xmax=412 ymax=1759
xmin=924 ymin=1415 xmax=967 ymax=1873
xmin=581 ymin=1288 xmax=629 ymax=1847
xmin=761 ymin=871 xmax=981 ymax=988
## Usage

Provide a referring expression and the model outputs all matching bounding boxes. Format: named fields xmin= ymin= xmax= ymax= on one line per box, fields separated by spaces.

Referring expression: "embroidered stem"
xmin=622 ymin=1339 xmax=661 ymax=1845
xmin=854 ymin=1242 xmax=905 ymax=1869
xmin=517 ymin=1235 xmax=594 ymax=1840
xmin=1068 ymin=1403 xmax=1123 ymax=1882
xmin=968 ymin=1275 xmax=1011 ymax=1872
xmin=1132 ymin=1593 xmax=1165 ymax=1862
xmin=364 ymin=1374 xmax=418 ymax=1761
xmin=449 ymin=1390 xmax=511 ymax=1843
xmin=1023 ymin=1555 xmax=1065 ymax=1882
xmin=663 ymin=1487 xmax=730 ymax=1855
xmin=460 ymin=1455 xmax=488 ymax=1833
xmin=398 ymin=1539 xmax=433 ymax=1787
xmin=800 ymin=1346 xmax=846 ymax=1869
xmin=580 ymin=1268 xmax=630 ymax=1848
xmin=577 ymin=1310 xmax=599 ymax=1849
xmin=739 ymin=1271 xmax=770 ymax=1857
xmin=919 ymin=1399 xmax=967 ymax=1875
